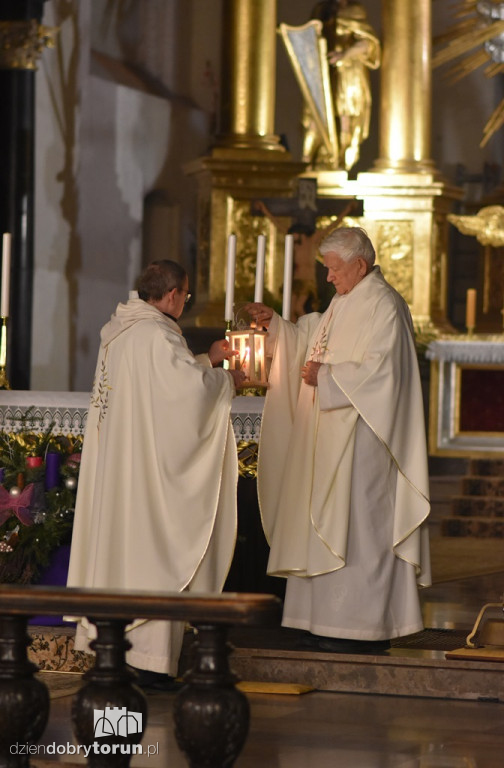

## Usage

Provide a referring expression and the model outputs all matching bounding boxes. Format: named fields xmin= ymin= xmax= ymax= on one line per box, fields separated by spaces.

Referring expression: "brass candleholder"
xmin=466 ymin=325 xmax=475 ymax=339
xmin=0 ymin=316 xmax=10 ymax=390
xmin=223 ymin=319 xmax=233 ymax=370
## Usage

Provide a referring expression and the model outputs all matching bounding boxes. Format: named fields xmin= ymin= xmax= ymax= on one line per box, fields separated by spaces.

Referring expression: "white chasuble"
xmin=258 ymin=267 xmax=431 ymax=639
xmin=67 ymin=299 xmax=238 ymax=674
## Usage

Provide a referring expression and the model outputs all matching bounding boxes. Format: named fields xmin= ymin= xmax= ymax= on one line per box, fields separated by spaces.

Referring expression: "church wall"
xmin=33 ymin=0 xmax=222 ymax=391
xmin=30 ymin=0 xmax=504 ymax=391
xmin=33 ymin=0 xmax=85 ymax=391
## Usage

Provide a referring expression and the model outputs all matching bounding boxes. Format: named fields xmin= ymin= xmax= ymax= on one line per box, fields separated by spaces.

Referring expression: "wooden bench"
xmin=0 ymin=585 xmax=281 ymax=768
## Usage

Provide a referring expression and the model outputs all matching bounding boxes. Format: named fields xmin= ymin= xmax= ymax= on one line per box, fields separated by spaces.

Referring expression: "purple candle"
xmin=0 ymin=468 xmax=4 ymax=484
xmin=45 ymin=452 xmax=61 ymax=490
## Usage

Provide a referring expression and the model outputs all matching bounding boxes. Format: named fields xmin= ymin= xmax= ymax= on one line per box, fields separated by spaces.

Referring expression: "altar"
xmin=0 ymin=391 xmax=278 ymax=596
xmin=0 ymin=391 xmax=264 ymax=443
xmin=427 ymin=337 xmax=504 ymax=458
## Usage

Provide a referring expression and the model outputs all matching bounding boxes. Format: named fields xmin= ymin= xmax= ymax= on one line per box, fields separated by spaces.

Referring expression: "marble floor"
xmin=33 ymin=568 xmax=504 ymax=768
xmin=34 ymin=473 xmax=504 ymax=767
xmin=39 ymin=682 xmax=504 ymax=768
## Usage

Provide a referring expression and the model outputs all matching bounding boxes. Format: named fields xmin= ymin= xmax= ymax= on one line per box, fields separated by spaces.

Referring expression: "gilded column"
xmin=355 ymin=0 xmax=462 ymax=334
xmin=375 ymin=0 xmax=434 ymax=172
xmin=0 ymin=0 xmax=56 ymax=389
xmin=186 ymin=0 xmax=305 ymax=326
xmin=218 ymin=0 xmax=280 ymax=150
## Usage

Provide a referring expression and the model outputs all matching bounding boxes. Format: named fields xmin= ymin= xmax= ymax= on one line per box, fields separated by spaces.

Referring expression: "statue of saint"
xmin=302 ymin=0 xmax=381 ymax=171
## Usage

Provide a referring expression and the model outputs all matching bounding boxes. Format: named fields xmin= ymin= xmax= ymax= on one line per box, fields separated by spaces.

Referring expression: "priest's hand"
xmin=245 ymin=302 xmax=274 ymax=329
xmin=229 ymin=369 xmax=247 ymax=389
xmin=302 ymin=361 xmax=322 ymax=387
xmin=208 ymin=339 xmax=239 ymax=367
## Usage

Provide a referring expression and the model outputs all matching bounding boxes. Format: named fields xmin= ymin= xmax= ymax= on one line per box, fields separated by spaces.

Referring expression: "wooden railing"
xmin=0 ymin=585 xmax=281 ymax=768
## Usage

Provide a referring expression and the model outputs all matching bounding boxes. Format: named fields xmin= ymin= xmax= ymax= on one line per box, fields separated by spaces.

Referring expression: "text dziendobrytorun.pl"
xmin=10 ymin=742 xmax=159 ymax=757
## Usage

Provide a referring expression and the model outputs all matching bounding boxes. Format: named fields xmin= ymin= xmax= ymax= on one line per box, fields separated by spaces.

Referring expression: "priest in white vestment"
xmin=67 ymin=260 xmax=245 ymax=684
xmin=247 ymin=227 xmax=431 ymax=652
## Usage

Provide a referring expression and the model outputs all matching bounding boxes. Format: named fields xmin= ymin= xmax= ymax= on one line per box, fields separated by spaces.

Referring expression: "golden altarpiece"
xmin=186 ymin=0 xmax=462 ymax=335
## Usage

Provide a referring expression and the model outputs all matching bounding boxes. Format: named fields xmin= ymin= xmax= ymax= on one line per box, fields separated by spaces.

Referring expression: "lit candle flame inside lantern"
xmin=227 ymin=327 xmax=268 ymax=393
xmin=240 ymin=347 xmax=250 ymax=376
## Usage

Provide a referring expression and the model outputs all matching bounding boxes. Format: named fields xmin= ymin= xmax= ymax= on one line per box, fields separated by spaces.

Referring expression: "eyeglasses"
xmin=181 ymin=290 xmax=192 ymax=304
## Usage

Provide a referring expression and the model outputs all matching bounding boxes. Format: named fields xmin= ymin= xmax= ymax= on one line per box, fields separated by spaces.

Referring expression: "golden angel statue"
xmin=280 ymin=0 xmax=380 ymax=172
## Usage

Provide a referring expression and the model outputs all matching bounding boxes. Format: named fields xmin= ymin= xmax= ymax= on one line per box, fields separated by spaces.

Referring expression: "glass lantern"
xmin=227 ymin=324 xmax=268 ymax=395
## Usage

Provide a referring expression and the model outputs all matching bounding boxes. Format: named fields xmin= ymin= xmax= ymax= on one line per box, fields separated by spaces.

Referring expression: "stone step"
xmin=441 ymin=516 xmax=504 ymax=538
xmin=229 ymin=637 xmax=504 ymax=703
xmin=31 ymin=625 xmax=504 ymax=703
xmin=451 ymin=495 xmax=504 ymax=517
xmin=462 ymin=477 xmax=504 ymax=497
xmin=470 ymin=459 xmax=504 ymax=477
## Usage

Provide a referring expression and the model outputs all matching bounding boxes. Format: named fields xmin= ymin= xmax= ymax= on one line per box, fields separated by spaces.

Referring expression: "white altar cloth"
xmin=426 ymin=336 xmax=504 ymax=364
xmin=0 ymin=391 xmax=264 ymax=442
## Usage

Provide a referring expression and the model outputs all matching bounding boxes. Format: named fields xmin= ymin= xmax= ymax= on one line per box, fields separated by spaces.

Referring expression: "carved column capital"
xmin=0 ymin=19 xmax=57 ymax=70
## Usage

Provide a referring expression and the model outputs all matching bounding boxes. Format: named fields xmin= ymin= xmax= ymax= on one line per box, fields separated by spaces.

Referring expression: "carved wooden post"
xmin=174 ymin=623 xmax=249 ymax=768
xmin=0 ymin=615 xmax=49 ymax=768
xmin=71 ymin=619 xmax=147 ymax=768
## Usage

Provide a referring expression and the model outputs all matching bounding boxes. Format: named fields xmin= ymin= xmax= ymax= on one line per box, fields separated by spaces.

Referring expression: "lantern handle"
xmin=234 ymin=303 xmax=256 ymax=330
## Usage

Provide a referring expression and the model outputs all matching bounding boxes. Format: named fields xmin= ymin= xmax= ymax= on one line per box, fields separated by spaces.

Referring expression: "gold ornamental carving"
xmin=433 ymin=1 xmax=504 ymax=147
xmin=448 ymin=206 xmax=504 ymax=248
xmin=448 ymin=206 xmax=504 ymax=326
xmin=0 ymin=20 xmax=58 ymax=71
xmin=375 ymin=222 xmax=414 ymax=305
xmin=431 ymin=215 xmax=448 ymax=317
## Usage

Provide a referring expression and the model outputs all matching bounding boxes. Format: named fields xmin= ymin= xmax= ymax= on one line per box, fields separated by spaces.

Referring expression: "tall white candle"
xmin=254 ymin=235 xmax=266 ymax=303
xmin=282 ymin=234 xmax=294 ymax=320
xmin=1 ymin=233 xmax=12 ymax=318
xmin=224 ymin=234 xmax=237 ymax=322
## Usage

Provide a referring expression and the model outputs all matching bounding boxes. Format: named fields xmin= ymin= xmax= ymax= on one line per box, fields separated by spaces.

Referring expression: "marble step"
xmin=29 ymin=625 xmax=504 ymax=703
xmin=441 ymin=515 xmax=504 ymax=538
xmin=451 ymin=495 xmax=504 ymax=517
xmin=470 ymin=459 xmax=504 ymax=477
xmin=462 ymin=477 xmax=504 ymax=497
xmin=230 ymin=645 xmax=504 ymax=702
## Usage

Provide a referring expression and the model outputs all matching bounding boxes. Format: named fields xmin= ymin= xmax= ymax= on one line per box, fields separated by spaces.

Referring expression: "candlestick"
xmin=223 ymin=319 xmax=233 ymax=371
xmin=282 ymin=234 xmax=294 ymax=320
xmin=466 ymin=288 xmax=476 ymax=334
xmin=1 ymin=233 xmax=12 ymax=318
xmin=0 ymin=317 xmax=10 ymax=390
xmin=254 ymin=235 xmax=266 ymax=303
xmin=224 ymin=234 xmax=237 ymax=323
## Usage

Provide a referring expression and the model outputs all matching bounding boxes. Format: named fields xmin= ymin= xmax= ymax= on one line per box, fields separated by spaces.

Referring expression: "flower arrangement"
xmin=0 ymin=412 xmax=82 ymax=584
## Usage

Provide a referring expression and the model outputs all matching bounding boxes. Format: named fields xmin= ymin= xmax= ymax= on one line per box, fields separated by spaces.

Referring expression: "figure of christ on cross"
xmin=252 ymin=187 xmax=361 ymax=320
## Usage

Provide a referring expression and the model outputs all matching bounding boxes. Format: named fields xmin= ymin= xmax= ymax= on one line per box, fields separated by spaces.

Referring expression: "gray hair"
xmin=319 ymin=226 xmax=376 ymax=267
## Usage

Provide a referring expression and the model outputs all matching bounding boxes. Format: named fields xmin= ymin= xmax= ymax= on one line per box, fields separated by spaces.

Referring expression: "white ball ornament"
xmin=64 ymin=477 xmax=77 ymax=491
xmin=9 ymin=486 xmax=21 ymax=497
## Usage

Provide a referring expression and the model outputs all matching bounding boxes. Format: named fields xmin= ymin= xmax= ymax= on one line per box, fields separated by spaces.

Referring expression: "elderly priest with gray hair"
xmin=247 ymin=226 xmax=431 ymax=653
